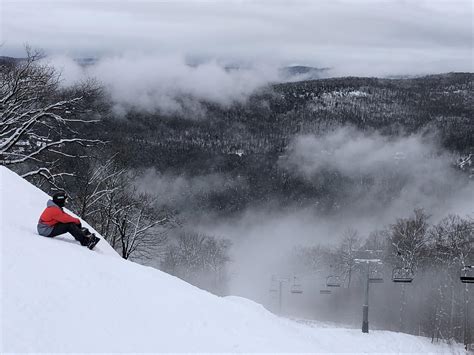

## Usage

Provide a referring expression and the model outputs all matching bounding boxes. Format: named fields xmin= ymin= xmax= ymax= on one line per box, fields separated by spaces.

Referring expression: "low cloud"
xmin=198 ymin=128 xmax=473 ymax=299
xmin=134 ymin=168 xmax=244 ymax=209
xmin=282 ymin=127 xmax=437 ymax=178
xmin=47 ymin=54 xmax=279 ymax=115
xmin=280 ymin=127 xmax=474 ymax=219
xmin=132 ymin=129 xmax=472 ymax=302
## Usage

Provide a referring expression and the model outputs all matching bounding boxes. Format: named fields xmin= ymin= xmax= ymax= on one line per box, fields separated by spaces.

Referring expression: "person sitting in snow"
xmin=37 ymin=192 xmax=98 ymax=249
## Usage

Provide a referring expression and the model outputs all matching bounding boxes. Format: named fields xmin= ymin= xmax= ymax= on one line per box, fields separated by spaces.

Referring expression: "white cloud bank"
xmin=44 ymin=53 xmax=279 ymax=115
xmin=202 ymin=128 xmax=473 ymax=299
xmin=2 ymin=0 xmax=473 ymax=77
xmin=5 ymin=0 xmax=472 ymax=113
xmin=280 ymin=127 xmax=474 ymax=219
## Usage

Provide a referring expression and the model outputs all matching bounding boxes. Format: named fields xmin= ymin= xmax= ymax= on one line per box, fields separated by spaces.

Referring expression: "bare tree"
xmin=112 ymin=191 xmax=168 ymax=260
xmin=162 ymin=232 xmax=232 ymax=295
xmin=91 ymin=163 xmax=129 ymax=248
xmin=388 ymin=208 xmax=430 ymax=270
xmin=428 ymin=215 xmax=474 ymax=342
xmin=335 ymin=228 xmax=361 ymax=287
xmin=69 ymin=154 xmax=126 ymax=219
xmin=0 ymin=47 xmax=102 ymax=181
xmin=429 ymin=215 xmax=474 ymax=267
xmin=202 ymin=237 xmax=232 ymax=293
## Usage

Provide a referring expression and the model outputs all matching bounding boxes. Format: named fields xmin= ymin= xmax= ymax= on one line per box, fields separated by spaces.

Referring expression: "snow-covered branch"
xmin=0 ymin=47 xmax=103 ymax=178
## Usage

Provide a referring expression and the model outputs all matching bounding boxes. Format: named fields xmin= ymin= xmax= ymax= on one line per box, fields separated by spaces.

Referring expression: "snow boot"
xmin=81 ymin=227 xmax=91 ymax=236
xmin=79 ymin=227 xmax=99 ymax=249
xmin=87 ymin=235 xmax=100 ymax=250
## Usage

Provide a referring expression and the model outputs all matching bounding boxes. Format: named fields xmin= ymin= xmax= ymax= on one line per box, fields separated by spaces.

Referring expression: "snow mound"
xmin=0 ymin=167 xmax=463 ymax=353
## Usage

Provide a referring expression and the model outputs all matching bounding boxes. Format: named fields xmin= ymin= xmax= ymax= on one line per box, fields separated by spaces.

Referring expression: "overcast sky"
xmin=1 ymin=0 xmax=472 ymax=76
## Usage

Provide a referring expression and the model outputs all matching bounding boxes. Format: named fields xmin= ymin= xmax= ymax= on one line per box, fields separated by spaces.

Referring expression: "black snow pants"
xmin=48 ymin=223 xmax=89 ymax=246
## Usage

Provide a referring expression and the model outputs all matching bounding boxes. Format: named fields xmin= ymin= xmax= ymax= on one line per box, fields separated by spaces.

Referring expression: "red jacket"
xmin=39 ymin=203 xmax=80 ymax=227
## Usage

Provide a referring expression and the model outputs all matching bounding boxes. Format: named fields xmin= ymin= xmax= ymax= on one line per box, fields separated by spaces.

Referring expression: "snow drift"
xmin=0 ymin=166 xmax=463 ymax=353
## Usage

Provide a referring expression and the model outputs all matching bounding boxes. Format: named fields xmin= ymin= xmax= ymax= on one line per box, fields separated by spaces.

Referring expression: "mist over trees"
xmin=285 ymin=210 xmax=473 ymax=345
xmin=162 ymin=232 xmax=232 ymax=296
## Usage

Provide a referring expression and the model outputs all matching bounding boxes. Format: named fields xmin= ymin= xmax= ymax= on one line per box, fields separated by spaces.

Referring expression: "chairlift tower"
xmin=460 ymin=234 xmax=474 ymax=351
xmin=461 ymin=273 xmax=471 ymax=352
xmin=269 ymin=275 xmax=289 ymax=315
xmin=354 ymin=250 xmax=384 ymax=334
xmin=460 ymin=258 xmax=474 ymax=350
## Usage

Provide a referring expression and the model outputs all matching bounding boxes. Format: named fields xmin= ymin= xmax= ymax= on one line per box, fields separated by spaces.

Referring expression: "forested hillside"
xmin=97 ymin=73 xmax=473 ymax=216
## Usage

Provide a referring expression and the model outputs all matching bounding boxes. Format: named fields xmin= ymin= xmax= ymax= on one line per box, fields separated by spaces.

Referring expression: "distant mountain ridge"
xmin=0 ymin=56 xmax=24 ymax=65
xmin=278 ymin=65 xmax=331 ymax=81
xmin=0 ymin=55 xmax=329 ymax=81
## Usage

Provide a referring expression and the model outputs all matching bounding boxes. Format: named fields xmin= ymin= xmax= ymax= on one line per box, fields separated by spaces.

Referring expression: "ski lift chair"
xmin=369 ymin=268 xmax=384 ymax=283
xmin=460 ymin=265 xmax=474 ymax=283
xmin=392 ymin=267 xmax=414 ymax=283
xmin=290 ymin=276 xmax=303 ymax=294
xmin=326 ymin=275 xmax=342 ymax=288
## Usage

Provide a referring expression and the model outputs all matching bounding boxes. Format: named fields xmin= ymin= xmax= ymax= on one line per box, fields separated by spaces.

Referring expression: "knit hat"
xmin=52 ymin=191 xmax=68 ymax=207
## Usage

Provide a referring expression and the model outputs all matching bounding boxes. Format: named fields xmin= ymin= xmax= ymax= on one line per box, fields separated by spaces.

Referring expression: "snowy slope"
xmin=0 ymin=166 xmax=463 ymax=353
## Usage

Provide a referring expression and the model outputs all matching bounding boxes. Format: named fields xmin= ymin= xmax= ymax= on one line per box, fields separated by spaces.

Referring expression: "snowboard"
xmin=81 ymin=227 xmax=100 ymax=250
xmin=87 ymin=235 xmax=100 ymax=250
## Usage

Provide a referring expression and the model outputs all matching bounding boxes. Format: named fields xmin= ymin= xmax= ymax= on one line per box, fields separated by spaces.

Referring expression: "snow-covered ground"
xmin=0 ymin=166 xmax=464 ymax=353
